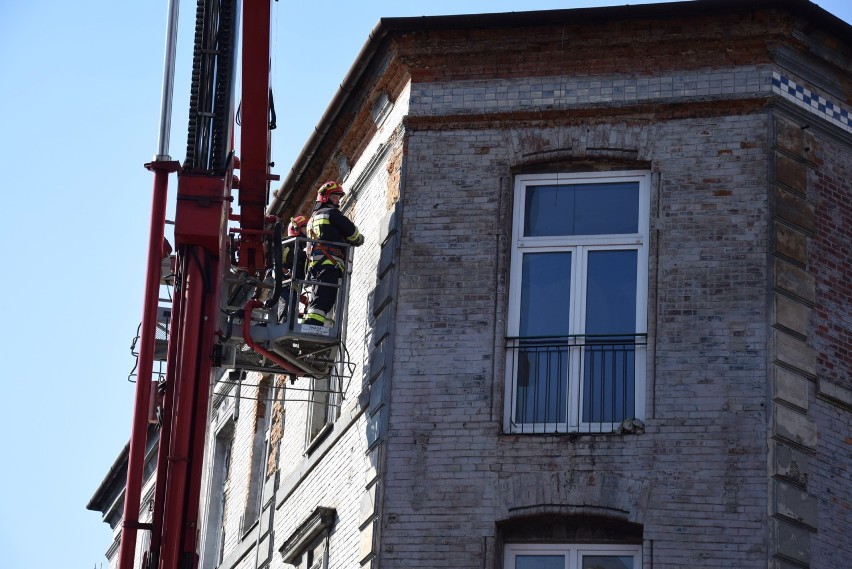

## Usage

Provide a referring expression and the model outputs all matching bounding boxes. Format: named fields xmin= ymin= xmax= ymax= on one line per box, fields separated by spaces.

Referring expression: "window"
xmin=200 ymin=420 xmax=234 ymax=569
xmin=280 ymin=507 xmax=336 ymax=568
xmin=506 ymin=172 xmax=649 ymax=433
xmin=306 ymin=374 xmax=340 ymax=445
xmin=216 ymin=439 xmax=232 ymax=565
xmin=370 ymin=91 xmax=392 ymax=127
xmin=241 ymin=376 xmax=272 ymax=534
xmin=302 ymin=536 xmax=328 ymax=569
xmin=504 ymin=544 xmax=642 ymax=569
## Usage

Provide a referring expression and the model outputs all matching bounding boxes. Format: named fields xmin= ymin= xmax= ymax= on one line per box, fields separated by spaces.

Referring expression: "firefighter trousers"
xmin=304 ymin=262 xmax=342 ymax=325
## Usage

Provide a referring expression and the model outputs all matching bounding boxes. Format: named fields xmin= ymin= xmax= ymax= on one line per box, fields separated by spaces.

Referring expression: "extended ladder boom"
xmin=119 ymin=2 xmax=274 ymax=568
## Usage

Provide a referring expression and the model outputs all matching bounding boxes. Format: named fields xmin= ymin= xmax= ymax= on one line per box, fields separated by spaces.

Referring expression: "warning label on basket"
xmin=300 ymin=323 xmax=331 ymax=336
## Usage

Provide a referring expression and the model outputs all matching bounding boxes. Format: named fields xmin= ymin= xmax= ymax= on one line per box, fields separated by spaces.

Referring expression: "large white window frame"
xmin=504 ymin=543 xmax=642 ymax=569
xmin=505 ymin=171 xmax=650 ymax=434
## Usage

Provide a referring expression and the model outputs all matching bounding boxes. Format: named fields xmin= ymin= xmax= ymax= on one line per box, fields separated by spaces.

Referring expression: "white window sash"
xmin=506 ymin=171 xmax=649 ymax=433
xmin=504 ymin=543 xmax=642 ymax=569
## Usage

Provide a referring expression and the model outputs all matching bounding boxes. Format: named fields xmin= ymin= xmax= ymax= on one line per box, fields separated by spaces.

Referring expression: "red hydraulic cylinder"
xmin=154 ymin=167 xmax=229 ymax=569
xmin=180 ymin=270 xmax=221 ymax=561
xmin=146 ymin=264 xmax=183 ymax=567
xmin=236 ymin=0 xmax=272 ymax=275
xmin=118 ymin=159 xmax=179 ymax=569
xmin=157 ymin=249 xmax=213 ymax=569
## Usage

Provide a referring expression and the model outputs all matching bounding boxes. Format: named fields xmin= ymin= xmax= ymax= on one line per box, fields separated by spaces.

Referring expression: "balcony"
xmin=505 ymin=334 xmax=647 ymax=434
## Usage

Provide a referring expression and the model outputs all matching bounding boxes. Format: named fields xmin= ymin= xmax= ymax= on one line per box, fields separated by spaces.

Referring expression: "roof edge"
xmin=267 ymin=0 xmax=851 ymax=217
xmin=87 ymin=442 xmax=130 ymax=512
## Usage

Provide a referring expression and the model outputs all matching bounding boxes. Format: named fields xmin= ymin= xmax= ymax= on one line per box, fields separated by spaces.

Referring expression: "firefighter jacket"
xmin=306 ymin=204 xmax=364 ymax=268
xmin=281 ymin=240 xmax=306 ymax=281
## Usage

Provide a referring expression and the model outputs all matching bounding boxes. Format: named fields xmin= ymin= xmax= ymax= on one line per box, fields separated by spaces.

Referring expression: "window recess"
xmin=504 ymin=543 xmax=642 ymax=569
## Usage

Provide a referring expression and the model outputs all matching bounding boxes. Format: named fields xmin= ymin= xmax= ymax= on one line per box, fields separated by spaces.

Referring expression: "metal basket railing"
xmin=505 ymin=334 xmax=647 ymax=434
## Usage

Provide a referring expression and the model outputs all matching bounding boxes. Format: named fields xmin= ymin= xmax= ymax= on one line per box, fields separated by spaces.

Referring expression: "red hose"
xmin=243 ymin=299 xmax=303 ymax=375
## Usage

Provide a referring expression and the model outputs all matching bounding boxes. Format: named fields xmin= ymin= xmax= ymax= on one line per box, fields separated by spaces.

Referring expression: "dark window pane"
xmin=524 ymin=182 xmax=639 ymax=236
xmin=516 ymin=555 xmax=565 ymax=569
xmin=585 ymin=250 xmax=637 ymax=335
xmin=520 ymin=252 xmax=571 ymax=337
xmin=516 ymin=344 xmax=568 ymax=425
xmin=583 ymin=250 xmax=638 ymax=423
xmin=582 ymin=555 xmax=634 ymax=569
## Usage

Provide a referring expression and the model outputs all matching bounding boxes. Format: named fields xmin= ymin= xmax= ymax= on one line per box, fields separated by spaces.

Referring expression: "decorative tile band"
xmin=772 ymin=71 xmax=852 ymax=134
xmin=410 ymin=69 xmax=851 ymax=136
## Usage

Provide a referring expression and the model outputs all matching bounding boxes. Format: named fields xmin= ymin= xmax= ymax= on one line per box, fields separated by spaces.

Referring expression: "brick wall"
xmin=261 ymin=148 xmax=400 ymax=569
xmin=395 ymin=10 xmax=791 ymax=82
xmin=382 ymin=108 xmax=771 ymax=567
xmin=206 ymin=6 xmax=852 ymax=569
xmin=368 ymin=7 xmax=852 ymax=568
xmin=811 ymin=136 xmax=852 ymax=392
xmin=807 ymin=123 xmax=852 ymax=569
xmin=209 ymin=113 xmax=407 ymax=569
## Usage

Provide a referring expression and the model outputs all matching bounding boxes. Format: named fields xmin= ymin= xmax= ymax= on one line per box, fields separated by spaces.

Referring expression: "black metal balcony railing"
xmin=505 ymin=334 xmax=647 ymax=434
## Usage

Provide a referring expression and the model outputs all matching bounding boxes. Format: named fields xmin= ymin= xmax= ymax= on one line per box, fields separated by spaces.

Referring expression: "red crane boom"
xmin=119 ymin=1 xmax=274 ymax=568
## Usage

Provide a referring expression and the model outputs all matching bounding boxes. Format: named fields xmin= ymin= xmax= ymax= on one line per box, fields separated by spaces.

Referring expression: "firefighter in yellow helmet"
xmin=303 ymin=181 xmax=364 ymax=327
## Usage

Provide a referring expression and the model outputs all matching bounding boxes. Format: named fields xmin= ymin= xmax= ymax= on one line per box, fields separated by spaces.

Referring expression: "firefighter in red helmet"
xmin=287 ymin=215 xmax=308 ymax=237
xmin=277 ymin=215 xmax=308 ymax=322
xmin=303 ymin=181 xmax=364 ymax=327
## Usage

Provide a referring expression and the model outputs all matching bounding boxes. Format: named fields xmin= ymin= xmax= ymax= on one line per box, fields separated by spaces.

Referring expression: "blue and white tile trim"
xmin=409 ymin=68 xmax=852 ymax=135
xmin=772 ymin=71 xmax=852 ymax=134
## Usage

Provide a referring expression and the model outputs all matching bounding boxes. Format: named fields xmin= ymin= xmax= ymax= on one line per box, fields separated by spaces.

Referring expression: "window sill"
xmin=503 ymin=418 xmax=646 ymax=437
xmin=305 ymin=422 xmax=334 ymax=456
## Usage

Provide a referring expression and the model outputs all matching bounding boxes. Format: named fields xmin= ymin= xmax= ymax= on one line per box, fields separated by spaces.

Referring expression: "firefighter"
xmin=283 ymin=215 xmax=308 ymax=279
xmin=278 ymin=216 xmax=308 ymax=322
xmin=303 ymin=181 xmax=364 ymax=327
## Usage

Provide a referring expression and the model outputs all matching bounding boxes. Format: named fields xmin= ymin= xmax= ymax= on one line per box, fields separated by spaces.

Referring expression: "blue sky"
xmin=0 ymin=1 xmax=849 ymax=568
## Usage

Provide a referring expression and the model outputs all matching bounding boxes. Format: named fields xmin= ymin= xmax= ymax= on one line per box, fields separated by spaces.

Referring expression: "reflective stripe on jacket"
xmin=306 ymin=205 xmax=361 ymax=266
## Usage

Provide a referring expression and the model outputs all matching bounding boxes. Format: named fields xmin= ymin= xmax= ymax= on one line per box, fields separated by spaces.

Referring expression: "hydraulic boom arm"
xmin=118 ymin=1 xmax=274 ymax=568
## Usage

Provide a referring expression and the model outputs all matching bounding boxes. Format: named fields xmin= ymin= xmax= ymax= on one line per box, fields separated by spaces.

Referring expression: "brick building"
xmin=90 ymin=1 xmax=852 ymax=568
